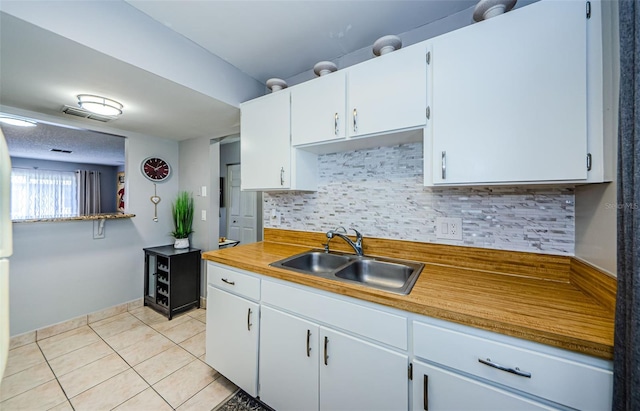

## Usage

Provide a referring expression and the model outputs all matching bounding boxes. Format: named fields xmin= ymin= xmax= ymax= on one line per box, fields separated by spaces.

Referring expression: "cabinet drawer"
xmin=208 ymin=263 xmax=260 ymax=301
xmin=262 ymin=280 xmax=407 ymax=350
xmin=413 ymin=321 xmax=612 ymax=410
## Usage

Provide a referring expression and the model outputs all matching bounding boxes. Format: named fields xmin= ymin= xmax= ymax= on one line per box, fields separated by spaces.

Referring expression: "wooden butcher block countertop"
xmin=203 ymin=229 xmax=616 ymax=360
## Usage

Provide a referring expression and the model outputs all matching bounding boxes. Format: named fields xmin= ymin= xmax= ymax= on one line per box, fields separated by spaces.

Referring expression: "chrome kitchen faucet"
xmin=324 ymin=226 xmax=364 ymax=256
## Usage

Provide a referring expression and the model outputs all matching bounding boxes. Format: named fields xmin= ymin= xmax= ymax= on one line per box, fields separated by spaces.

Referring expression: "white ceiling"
xmin=126 ymin=0 xmax=478 ymax=83
xmin=0 ymin=0 xmax=483 ymax=164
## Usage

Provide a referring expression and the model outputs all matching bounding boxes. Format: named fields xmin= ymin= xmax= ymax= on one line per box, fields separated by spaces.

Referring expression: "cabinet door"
xmin=291 ymin=72 xmax=347 ymax=145
xmin=319 ymin=327 xmax=408 ymax=411
xmin=240 ymin=91 xmax=291 ymax=190
xmin=205 ymin=286 xmax=259 ymax=396
xmin=259 ymin=306 xmax=319 ymax=411
xmin=412 ymin=361 xmax=553 ymax=411
xmin=348 ymin=44 xmax=427 ymax=138
xmin=430 ymin=1 xmax=587 ymax=185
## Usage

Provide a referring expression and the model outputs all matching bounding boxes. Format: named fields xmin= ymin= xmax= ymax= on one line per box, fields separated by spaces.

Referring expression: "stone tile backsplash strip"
xmin=263 ymin=143 xmax=575 ymax=255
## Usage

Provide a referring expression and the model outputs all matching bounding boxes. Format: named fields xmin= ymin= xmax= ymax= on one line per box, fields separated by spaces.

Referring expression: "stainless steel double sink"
xmin=269 ymin=250 xmax=424 ymax=295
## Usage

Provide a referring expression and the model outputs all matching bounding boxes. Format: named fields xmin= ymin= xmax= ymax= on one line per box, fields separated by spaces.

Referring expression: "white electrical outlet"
xmin=201 ymin=210 xmax=207 ymax=221
xmin=435 ymin=217 xmax=462 ymax=240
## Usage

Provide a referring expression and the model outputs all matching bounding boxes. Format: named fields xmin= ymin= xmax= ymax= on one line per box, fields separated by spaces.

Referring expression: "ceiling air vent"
xmin=61 ymin=105 xmax=115 ymax=122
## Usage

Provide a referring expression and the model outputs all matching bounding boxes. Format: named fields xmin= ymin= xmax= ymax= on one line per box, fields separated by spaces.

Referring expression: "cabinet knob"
xmin=441 ymin=151 xmax=447 ymax=180
xmin=334 ymin=113 xmax=339 ymax=136
xmin=280 ymin=167 xmax=285 ymax=186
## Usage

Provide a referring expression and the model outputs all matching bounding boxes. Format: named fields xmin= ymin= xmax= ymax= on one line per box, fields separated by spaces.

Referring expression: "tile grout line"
xmin=37 ymin=339 xmax=75 ymax=411
xmin=86 ymin=314 xmax=166 ymax=409
xmin=92 ymin=311 xmax=200 ymax=410
xmin=3 ymin=308 xmax=212 ymax=411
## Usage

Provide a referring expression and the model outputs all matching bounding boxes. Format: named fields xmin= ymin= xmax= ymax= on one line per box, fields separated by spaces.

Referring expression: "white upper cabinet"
xmin=291 ymin=71 xmax=347 ymax=146
xmin=290 ymin=44 xmax=427 ymax=148
xmin=426 ymin=0 xmax=589 ymax=185
xmin=240 ymin=90 xmax=317 ymax=191
xmin=348 ymin=44 xmax=427 ymax=138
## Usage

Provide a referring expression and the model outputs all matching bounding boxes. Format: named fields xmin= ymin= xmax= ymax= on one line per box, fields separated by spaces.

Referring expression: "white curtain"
xmin=10 ymin=168 xmax=78 ymax=219
xmin=76 ymin=170 xmax=101 ymax=215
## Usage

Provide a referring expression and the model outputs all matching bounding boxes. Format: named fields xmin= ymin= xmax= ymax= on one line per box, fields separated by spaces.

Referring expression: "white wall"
xmin=7 ymin=108 xmax=180 ymax=335
xmin=574 ymin=0 xmax=619 ymax=276
xmin=178 ymin=136 xmax=220 ymax=297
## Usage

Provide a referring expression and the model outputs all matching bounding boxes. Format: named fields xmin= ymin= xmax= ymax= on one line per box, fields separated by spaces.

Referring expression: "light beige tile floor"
xmin=1 ymin=307 xmax=238 ymax=410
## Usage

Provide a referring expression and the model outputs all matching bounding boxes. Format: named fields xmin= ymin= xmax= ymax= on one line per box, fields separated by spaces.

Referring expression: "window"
xmin=11 ymin=168 xmax=78 ymax=219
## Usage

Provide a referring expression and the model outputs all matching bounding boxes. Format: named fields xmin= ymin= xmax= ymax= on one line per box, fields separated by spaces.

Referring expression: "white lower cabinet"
xmin=206 ymin=263 xmax=613 ymax=411
xmin=259 ymin=301 xmax=408 ymax=411
xmin=413 ymin=319 xmax=613 ymax=411
xmin=205 ymin=286 xmax=259 ymax=397
xmin=319 ymin=326 xmax=408 ymax=411
xmin=411 ymin=361 xmax=553 ymax=411
xmin=259 ymin=306 xmax=319 ymax=411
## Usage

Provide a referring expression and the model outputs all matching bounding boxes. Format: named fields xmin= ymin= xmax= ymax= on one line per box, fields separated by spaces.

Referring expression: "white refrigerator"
xmin=0 ymin=128 xmax=12 ymax=380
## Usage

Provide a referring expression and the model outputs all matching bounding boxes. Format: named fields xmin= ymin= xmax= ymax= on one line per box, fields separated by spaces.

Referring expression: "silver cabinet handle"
xmin=247 ymin=308 xmax=252 ymax=331
xmin=221 ymin=278 xmax=235 ymax=285
xmin=426 ymin=106 xmax=431 ymax=120
xmin=323 ymin=336 xmax=329 ymax=365
xmin=334 ymin=113 xmax=339 ymax=136
xmin=441 ymin=151 xmax=446 ymax=180
xmin=352 ymin=108 xmax=358 ymax=133
xmin=478 ymin=358 xmax=531 ymax=378
xmin=423 ymin=374 xmax=429 ymax=411
xmin=306 ymin=329 xmax=311 ymax=357
xmin=280 ymin=167 xmax=285 ymax=186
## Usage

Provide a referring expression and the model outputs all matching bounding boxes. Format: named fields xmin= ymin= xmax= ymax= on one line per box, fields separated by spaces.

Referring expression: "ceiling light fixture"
xmin=77 ymin=94 xmax=123 ymax=117
xmin=0 ymin=116 xmax=37 ymax=127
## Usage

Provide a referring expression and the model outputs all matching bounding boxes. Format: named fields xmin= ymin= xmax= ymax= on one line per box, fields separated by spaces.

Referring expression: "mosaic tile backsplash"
xmin=263 ymin=143 xmax=575 ymax=255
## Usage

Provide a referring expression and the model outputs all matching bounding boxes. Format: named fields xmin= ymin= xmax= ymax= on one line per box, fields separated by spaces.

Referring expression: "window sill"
xmin=12 ymin=213 xmax=136 ymax=224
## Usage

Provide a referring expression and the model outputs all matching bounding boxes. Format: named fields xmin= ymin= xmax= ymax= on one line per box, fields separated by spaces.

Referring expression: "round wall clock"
xmin=141 ymin=156 xmax=171 ymax=182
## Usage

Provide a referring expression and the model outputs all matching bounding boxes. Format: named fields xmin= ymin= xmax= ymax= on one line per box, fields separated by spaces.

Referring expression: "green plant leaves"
xmin=171 ymin=191 xmax=194 ymax=239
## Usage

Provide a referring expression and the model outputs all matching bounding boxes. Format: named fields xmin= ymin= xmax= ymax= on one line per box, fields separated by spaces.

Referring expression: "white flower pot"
xmin=174 ymin=238 xmax=189 ymax=249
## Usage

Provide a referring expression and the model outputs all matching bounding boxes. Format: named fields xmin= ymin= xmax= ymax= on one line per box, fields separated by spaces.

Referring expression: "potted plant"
xmin=171 ymin=191 xmax=194 ymax=249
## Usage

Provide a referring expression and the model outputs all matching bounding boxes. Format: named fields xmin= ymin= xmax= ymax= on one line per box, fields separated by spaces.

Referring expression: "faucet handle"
xmin=349 ymin=227 xmax=362 ymax=243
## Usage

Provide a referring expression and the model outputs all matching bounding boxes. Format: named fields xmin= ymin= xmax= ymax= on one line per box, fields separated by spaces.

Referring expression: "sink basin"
xmin=334 ymin=259 xmax=414 ymax=289
xmin=270 ymin=250 xmax=423 ymax=295
xmin=272 ymin=251 xmax=352 ymax=274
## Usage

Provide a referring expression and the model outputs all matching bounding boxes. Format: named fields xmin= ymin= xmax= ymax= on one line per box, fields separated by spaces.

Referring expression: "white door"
xmin=412 ymin=361 xmax=553 ymax=411
xmin=319 ymin=327 xmax=408 ymax=411
xmin=205 ymin=286 xmax=259 ymax=397
xmin=227 ymin=164 xmax=257 ymax=245
xmin=259 ymin=306 xmax=320 ymax=411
